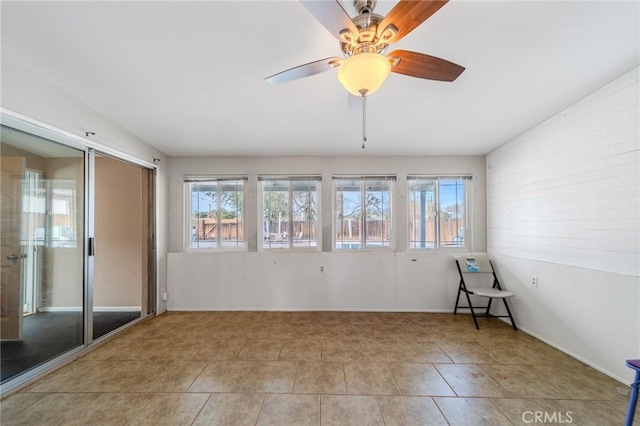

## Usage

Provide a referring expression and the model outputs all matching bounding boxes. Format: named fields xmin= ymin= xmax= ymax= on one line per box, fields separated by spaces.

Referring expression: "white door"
xmin=1 ymin=156 xmax=26 ymax=339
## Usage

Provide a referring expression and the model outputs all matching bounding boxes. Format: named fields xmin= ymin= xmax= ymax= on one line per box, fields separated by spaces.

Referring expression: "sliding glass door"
xmin=92 ymin=154 xmax=152 ymax=339
xmin=1 ymin=125 xmax=85 ymax=383
xmin=0 ymin=120 xmax=156 ymax=389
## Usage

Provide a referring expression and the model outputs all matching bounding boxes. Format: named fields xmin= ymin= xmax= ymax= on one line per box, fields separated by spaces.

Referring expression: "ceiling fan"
xmin=266 ymin=0 xmax=465 ymax=148
xmin=266 ymin=0 xmax=464 ymax=94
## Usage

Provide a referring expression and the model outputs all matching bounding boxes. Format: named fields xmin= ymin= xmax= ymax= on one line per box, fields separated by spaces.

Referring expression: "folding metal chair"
xmin=454 ymin=254 xmax=517 ymax=330
xmin=626 ymin=359 xmax=640 ymax=426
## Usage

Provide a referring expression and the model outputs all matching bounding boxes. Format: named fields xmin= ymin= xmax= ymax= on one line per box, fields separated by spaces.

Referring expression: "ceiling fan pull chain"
xmin=361 ymin=93 xmax=367 ymax=149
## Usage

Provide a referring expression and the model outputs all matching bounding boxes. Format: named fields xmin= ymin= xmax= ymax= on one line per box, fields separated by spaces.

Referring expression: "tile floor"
xmin=1 ymin=311 xmax=636 ymax=425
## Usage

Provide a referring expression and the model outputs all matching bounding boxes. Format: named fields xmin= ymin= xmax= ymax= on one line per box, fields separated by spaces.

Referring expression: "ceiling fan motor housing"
xmin=340 ymin=12 xmax=389 ymax=58
xmin=354 ymin=0 xmax=376 ymax=14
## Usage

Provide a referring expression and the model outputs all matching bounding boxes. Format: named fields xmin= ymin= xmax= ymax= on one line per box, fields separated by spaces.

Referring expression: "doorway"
xmin=91 ymin=153 xmax=153 ymax=339
xmin=1 ymin=126 xmax=85 ymax=382
xmin=0 ymin=122 xmax=156 ymax=387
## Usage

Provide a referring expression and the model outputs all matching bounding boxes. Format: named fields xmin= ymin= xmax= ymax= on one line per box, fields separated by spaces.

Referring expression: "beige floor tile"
xmin=377 ymin=312 xmax=421 ymax=325
xmin=551 ymin=399 xmax=630 ymax=426
xmin=332 ymin=324 xmax=360 ymax=339
xmin=358 ymin=341 xmax=402 ymax=363
xmin=192 ymin=393 xmax=265 ymax=426
xmin=481 ymin=364 xmax=568 ymax=399
xmin=83 ymin=360 xmax=162 ymax=392
xmin=197 ymin=311 xmax=237 ymax=323
xmin=377 ymin=396 xmax=448 ymax=426
xmin=197 ymin=319 xmax=240 ymax=332
xmin=187 ymin=360 xmax=255 ymax=392
xmin=119 ymin=322 xmax=173 ymax=340
xmin=231 ymin=311 xmax=267 ymax=322
xmin=490 ymin=398 xmax=566 ymax=426
xmin=0 ymin=393 xmax=47 ymax=421
xmin=269 ymin=324 xmax=314 ymax=339
xmin=279 ymin=339 xmax=322 ymax=361
xmin=232 ymin=323 xmax=272 ymax=338
xmin=24 ymin=360 xmax=116 ymax=393
xmin=480 ymin=343 xmax=542 ymax=365
xmin=346 ymin=312 xmax=384 ymax=324
xmin=192 ymin=338 xmax=246 ymax=360
xmin=249 ymin=360 xmax=299 ymax=393
xmin=344 ymin=362 xmax=400 ymax=395
xmin=532 ymin=365 xmax=629 ymax=400
xmin=153 ymin=339 xmax=205 ymax=360
xmin=308 ymin=324 xmax=341 ymax=339
xmin=435 ymin=364 xmax=508 ymax=397
xmin=344 ymin=324 xmax=379 ymax=340
xmin=62 ymin=393 xmax=155 ymax=426
xmin=435 ymin=341 xmax=501 ymax=363
xmin=290 ymin=312 xmax=322 ymax=323
xmin=159 ymin=324 xmax=234 ymax=339
xmin=6 ymin=311 xmax=636 ymax=426
xmin=294 ymin=361 xmax=346 ymax=394
xmin=401 ymin=325 xmax=449 ymax=341
xmin=320 ymin=395 xmax=383 ymax=426
xmin=188 ymin=360 xmax=297 ymax=393
xmin=321 ymin=340 xmax=364 ymax=362
xmin=237 ymin=339 xmax=284 ymax=360
xmin=317 ymin=311 xmax=351 ymax=324
xmin=261 ymin=311 xmax=293 ymax=323
xmin=109 ymin=338 xmax=202 ymax=361
xmin=257 ymin=394 xmax=320 ymax=426
xmin=79 ymin=338 xmax=135 ymax=361
xmin=383 ymin=342 xmax=453 ymax=363
xmin=132 ymin=361 xmax=207 ymax=392
xmin=127 ymin=393 xmax=209 ymax=426
xmin=1 ymin=393 xmax=100 ymax=426
xmin=389 ymin=363 xmax=456 ymax=396
xmin=150 ymin=311 xmax=206 ymax=324
xmin=607 ymin=400 xmax=640 ymax=423
xmin=521 ymin=339 xmax=587 ymax=367
xmin=434 ymin=397 xmax=512 ymax=426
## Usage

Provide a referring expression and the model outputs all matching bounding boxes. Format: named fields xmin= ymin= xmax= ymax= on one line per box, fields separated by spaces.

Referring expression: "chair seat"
xmin=469 ymin=288 xmax=515 ymax=298
xmin=628 ymin=359 xmax=640 ymax=370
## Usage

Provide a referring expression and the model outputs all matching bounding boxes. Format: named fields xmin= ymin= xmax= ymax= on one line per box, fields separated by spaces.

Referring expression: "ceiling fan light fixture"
xmin=337 ymin=52 xmax=391 ymax=96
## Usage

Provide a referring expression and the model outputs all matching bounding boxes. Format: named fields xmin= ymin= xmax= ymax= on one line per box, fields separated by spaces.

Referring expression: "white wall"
xmin=487 ymin=67 xmax=639 ymax=383
xmin=1 ymin=53 xmax=169 ymax=313
xmin=167 ymin=156 xmax=486 ymax=311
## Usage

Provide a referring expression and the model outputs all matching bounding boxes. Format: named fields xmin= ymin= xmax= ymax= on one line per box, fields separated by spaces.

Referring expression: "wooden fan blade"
xmin=378 ymin=0 xmax=448 ymax=44
xmin=266 ymin=57 xmax=342 ymax=85
xmin=388 ymin=50 xmax=464 ymax=82
xmin=300 ymin=0 xmax=358 ymax=41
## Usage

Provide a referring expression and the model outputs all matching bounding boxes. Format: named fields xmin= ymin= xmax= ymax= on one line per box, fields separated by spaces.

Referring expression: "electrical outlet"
xmin=319 ymin=266 xmax=325 ymax=272
xmin=531 ymin=276 xmax=538 ymax=287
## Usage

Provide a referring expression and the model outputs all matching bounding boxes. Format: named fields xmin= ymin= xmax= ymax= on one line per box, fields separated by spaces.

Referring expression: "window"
xmin=259 ymin=176 xmax=320 ymax=249
xmin=334 ymin=176 xmax=394 ymax=250
xmin=186 ymin=177 xmax=247 ymax=249
xmin=408 ymin=176 xmax=469 ymax=249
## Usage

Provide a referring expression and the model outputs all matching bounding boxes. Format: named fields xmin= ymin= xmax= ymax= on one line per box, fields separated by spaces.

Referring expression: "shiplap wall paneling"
xmin=487 ymin=68 xmax=639 ymax=275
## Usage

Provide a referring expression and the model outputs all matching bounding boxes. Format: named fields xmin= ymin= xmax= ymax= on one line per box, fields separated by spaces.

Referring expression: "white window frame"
xmin=333 ymin=175 xmax=395 ymax=251
xmin=184 ymin=175 xmax=248 ymax=251
xmin=258 ymin=175 xmax=322 ymax=251
xmin=407 ymin=175 xmax=470 ymax=250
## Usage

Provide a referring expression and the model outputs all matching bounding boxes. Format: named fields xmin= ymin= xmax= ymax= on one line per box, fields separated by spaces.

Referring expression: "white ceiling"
xmin=2 ymin=1 xmax=638 ymax=157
